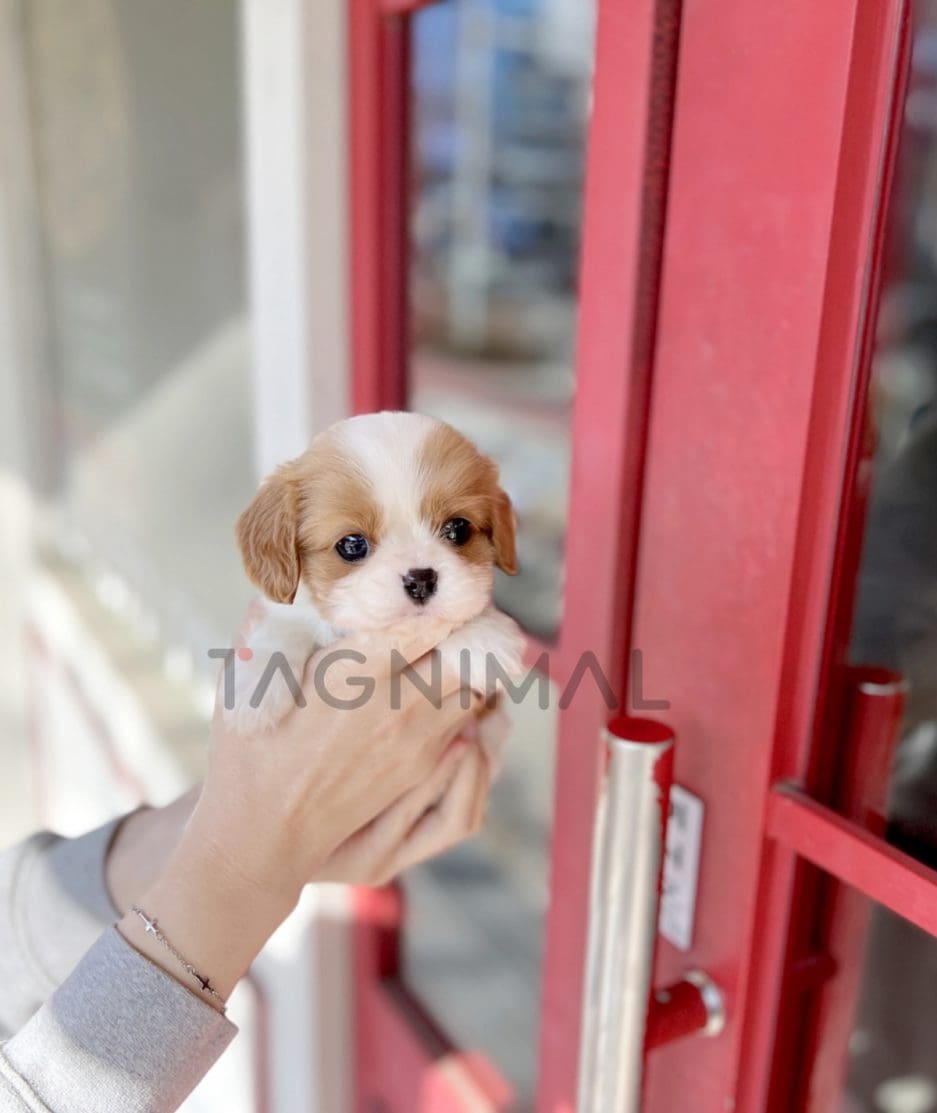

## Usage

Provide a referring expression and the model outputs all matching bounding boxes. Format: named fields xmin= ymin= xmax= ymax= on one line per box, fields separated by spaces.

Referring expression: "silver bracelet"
xmin=130 ymin=905 xmax=227 ymax=1013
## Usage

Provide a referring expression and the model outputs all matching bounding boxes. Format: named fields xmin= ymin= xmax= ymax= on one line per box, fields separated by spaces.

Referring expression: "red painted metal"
xmin=766 ymin=786 xmax=937 ymax=937
xmin=379 ymin=0 xmax=436 ymax=13
xmin=353 ymin=884 xmax=513 ymax=1112
xmin=797 ymin=669 xmax=907 ymax=1111
xmin=349 ymin=0 xmax=410 ymax=415
xmin=739 ymin=6 xmax=911 ymax=1111
xmin=348 ymin=0 xmax=921 ymax=1108
xmin=536 ymin=0 xmax=682 ymax=1106
xmin=645 ymin=980 xmax=712 ymax=1052
xmin=622 ymin=2 xmax=910 ymax=1111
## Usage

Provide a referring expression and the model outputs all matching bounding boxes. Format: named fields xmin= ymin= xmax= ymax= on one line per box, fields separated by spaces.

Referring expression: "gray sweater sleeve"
xmin=0 ymin=819 xmax=126 ymax=1035
xmin=0 ymin=822 xmax=237 ymax=1112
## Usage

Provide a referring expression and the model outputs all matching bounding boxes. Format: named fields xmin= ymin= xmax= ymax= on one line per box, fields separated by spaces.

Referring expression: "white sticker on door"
xmin=659 ymin=784 xmax=705 ymax=952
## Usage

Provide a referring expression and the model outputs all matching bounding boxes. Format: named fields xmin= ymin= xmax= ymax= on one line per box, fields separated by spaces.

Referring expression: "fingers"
xmin=381 ymin=618 xmax=456 ymax=669
xmin=301 ymin=619 xmax=456 ymax=697
xmin=310 ymin=737 xmax=469 ymax=885
xmin=409 ymin=689 xmax=483 ymax=776
xmin=391 ymin=647 xmax=472 ymax=714
xmin=367 ymin=737 xmax=469 ymax=850
xmin=328 ymin=617 xmax=454 ymax=673
xmin=383 ymin=744 xmax=490 ymax=879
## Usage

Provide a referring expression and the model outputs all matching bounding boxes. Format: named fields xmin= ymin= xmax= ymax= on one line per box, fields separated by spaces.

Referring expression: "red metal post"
xmin=536 ymin=0 xmax=682 ymax=1105
xmin=353 ymin=884 xmax=514 ymax=1112
xmin=349 ymin=0 xmax=410 ymax=415
xmin=795 ymin=669 xmax=907 ymax=1111
xmin=740 ymin=6 xmax=910 ymax=1110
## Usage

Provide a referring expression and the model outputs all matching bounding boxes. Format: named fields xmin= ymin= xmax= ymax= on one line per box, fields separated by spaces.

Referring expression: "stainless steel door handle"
xmin=577 ymin=717 xmax=725 ymax=1113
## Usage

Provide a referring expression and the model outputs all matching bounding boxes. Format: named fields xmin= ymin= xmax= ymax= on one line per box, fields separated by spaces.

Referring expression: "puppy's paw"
xmin=221 ymin=648 xmax=308 ymax=734
xmin=438 ymin=607 xmax=526 ymax=699
xmin=475 ymin=694 xmax=512 ymax=779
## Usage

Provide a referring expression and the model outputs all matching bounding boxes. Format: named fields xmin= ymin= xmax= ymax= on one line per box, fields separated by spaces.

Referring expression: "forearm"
xmin=117 ymin=799 xmax=298 ymax=1008
xmin=105 ymin=787 xmax=200 ymax=915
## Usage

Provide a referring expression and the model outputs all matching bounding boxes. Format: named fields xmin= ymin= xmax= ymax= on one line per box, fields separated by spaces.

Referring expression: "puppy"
xmin=229 ymin=411 xmax=525 ymax=733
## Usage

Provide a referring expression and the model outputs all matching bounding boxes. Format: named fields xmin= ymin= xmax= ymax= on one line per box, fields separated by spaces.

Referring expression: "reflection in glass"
xmin=851 ymin=8 xmax=937 ymax=872
xmin=404 ymin=687 xmax=558 ymax=1105
xmin=408 ymin=0 xmax=594 ymax=640
xmin=843 ymin=5 xmax=937 ymax=1109
xmin=402 ymin=1 xmax=594 ymax=1106
xmin=844 ymin=905 xmax=937 ymax=1113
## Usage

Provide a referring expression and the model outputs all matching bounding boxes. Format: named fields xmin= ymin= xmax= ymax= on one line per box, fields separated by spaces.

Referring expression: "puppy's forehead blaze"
xmin=293 ymin=438 xmax=383 ymax=551
xmin=418 ymin=423 xmax=500 ymax=526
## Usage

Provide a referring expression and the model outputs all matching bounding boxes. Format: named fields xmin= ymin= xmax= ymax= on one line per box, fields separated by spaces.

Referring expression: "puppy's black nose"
xmin=402 ymin=567 xmax=438 ymax=604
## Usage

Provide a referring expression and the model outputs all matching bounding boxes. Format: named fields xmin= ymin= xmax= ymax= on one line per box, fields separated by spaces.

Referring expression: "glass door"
xmin=613 ymin=1 xmax=937 ymax=1112
xmin=347 ymin=0 xmax=680 ymax=1109
xmin=775 ymin=4 xmax=937 ymax=1109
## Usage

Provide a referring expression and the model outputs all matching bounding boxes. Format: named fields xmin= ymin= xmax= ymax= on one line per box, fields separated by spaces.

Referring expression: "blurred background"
xmin=5 ymin=1 xmax=937 ymax=1111
xmin=0 ymin=0 xmax=593 ymax=1108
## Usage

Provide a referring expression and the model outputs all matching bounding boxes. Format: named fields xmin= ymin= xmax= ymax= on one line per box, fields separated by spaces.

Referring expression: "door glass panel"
xmin=835 ymin=4 xmax=937 ymax=1108
xmin=850 ymin=0 xmax=937 ymax=869
xmin=26 ymin=0 xmax=253 ymax=683
xmin=842 ymin=901 xmax=937 ymax=1113
xmin=402 ymin=0 xmax=594 ymax=1105
xmin=408 ymin=0 xmax=593 ymax=640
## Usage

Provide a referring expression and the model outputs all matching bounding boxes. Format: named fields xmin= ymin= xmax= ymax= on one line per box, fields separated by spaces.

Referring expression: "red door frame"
xmin=347 ymin=1 xmax=929 ymax=1111
xmin=535 ymin=0 xmax=682 ymax=1104
xmin=348 ymin=0 xmax=418 ymax=417
xmin=620 ymin=2 xmax=914 ymax=1112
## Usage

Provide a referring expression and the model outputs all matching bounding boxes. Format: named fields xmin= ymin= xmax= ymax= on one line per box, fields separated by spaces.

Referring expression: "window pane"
xmin=829 ymin=7 xmax=937 ymax=1111
xmin=849 ymin=4 xmax=937 ymax=867
xmin=408 ymin=0 xmax=593 ymax=640
xmin=843 ymin=902 xmax=937 ymax=1113
xmin=27 ymin=0 xmax=253 ymax=676
xmin=401 ymin=1 xmax=594 ymax=1105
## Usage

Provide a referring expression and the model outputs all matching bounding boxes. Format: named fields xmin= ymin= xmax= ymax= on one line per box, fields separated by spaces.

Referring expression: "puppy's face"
xmin=236 ymin=412 xmax=517 ymax=631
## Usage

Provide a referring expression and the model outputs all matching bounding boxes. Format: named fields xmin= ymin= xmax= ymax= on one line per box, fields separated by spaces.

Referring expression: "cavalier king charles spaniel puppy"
xmin=229 ymin=410 xmax=525 ymax=733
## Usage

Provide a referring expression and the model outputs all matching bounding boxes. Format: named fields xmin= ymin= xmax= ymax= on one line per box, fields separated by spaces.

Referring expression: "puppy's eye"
xmin=335 ymin=534 xmax=370 ymax=562
xmin=441 ymin=517 xmax=473 ymax=546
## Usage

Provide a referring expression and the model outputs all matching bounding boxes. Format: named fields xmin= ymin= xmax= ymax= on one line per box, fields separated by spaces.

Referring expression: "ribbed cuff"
xmin=0 ymin=927 xmax=237 ymax=1113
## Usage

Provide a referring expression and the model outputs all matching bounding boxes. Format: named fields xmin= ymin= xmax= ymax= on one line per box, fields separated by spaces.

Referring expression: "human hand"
xmin=313 ymin=720 xmax=489 ymax=886
xmin=108 ymin=727 xmax=489 ymax=911
xmin=193 ymin=617 xmax=482 ymax=902
xmin=119 ymin=616 xmax=481 ymax=1004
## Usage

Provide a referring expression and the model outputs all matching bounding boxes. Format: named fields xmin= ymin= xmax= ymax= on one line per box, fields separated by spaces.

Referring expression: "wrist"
xmin=106 ymin=787 xmax=201 ymax=914
xmin=186 ymin=788 xmax=322 ymax=912
xmin=119 ymin=826 xmax=297 ymax=1004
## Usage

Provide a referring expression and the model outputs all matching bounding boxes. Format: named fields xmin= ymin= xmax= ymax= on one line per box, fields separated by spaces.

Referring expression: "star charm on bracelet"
xmin=130 ymin=905 xmax=227 ymax=1013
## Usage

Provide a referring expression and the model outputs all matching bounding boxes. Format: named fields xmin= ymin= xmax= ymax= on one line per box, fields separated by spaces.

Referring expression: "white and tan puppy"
xmin=230 ymin=411 xmax=525 ymax=732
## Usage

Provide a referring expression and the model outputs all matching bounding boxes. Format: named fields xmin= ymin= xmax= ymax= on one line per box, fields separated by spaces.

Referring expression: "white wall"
xmin=241 ymin=0 xmax=351 ymax=481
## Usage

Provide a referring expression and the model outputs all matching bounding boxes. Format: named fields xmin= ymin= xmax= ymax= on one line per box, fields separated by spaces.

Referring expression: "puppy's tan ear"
xmin=236 ymin=468 xmax=301 ymax=603
xmin=490 ymin=487 xmax=518 ymax=575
